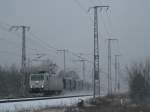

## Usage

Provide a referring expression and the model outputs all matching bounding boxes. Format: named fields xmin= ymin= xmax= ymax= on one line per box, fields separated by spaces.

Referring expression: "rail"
xmin=0 ymin=94 xmax=92 ymax=103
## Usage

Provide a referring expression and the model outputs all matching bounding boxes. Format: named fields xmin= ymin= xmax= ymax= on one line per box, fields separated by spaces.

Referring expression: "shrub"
xmin=127 ymin=62 xmax=150 ymax=104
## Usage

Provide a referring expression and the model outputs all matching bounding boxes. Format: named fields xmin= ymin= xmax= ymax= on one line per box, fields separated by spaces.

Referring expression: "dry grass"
xmin=15 ymin=95 xmax=150 ymax=112
xmin=78 ymin=96 xmax=150 ymax=112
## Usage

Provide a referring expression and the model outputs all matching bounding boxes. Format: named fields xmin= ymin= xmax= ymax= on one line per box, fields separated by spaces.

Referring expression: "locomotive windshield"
xmin=31 ymin=74 xmax=44 ymax=81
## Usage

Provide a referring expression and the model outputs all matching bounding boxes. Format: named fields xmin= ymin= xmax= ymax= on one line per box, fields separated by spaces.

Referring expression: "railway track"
xmin=0 ymin=94 xmax=92 ymax=103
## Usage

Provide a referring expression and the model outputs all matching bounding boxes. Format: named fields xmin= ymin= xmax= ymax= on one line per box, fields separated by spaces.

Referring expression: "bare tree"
xmin=127 ymin=61 xmax=150 ymax=103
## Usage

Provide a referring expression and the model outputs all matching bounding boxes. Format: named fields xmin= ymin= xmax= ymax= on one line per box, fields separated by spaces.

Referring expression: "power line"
xmin=96 ymin=0 xmax=116 ymax=37
xmin=0 ymin=50 xmax=20 ymax=56
xmin=0 ymin=21 xmax=85 ymax=60
xmin=0 ymin=20 xmax=11 ymax=28
xmin=91 ymin=0 xmax=112 ymax=37
xmin=28 ymin=32 xmax=61 ymax=61
xmin=29 ymin=32 xmax=90 ymax=71
xmin=0 ymin=22 xmax=21 ymax=39
xmin=29 ymin=32 xmax=57 ymax=51
xmin=68 ymin=50 xmax=85 ymax=60
xmin=29 ymin=31 xmax=90 ymax=66
xmin=72 ymin=0 xmax=93 ymax=21
xmin=0 ymin=21 xmax=93 ymax=75
xmin=88 ymin=0 xmax=95 ymax=6
xmin=0 ymin=22 xmax=10 ymax=31
xmin=0 ymin=22 xmax=40 ymax=52
xmin=27 ymin=33 xmax=55 ymax=53
xmin=0 ymin=21 xmax=93 ymax=62
xmin=105 ymin=10 xmax=113 ymax=35
xmin=73 ymin=0 xmax=87 ymax=13
xmin=100 ymin=13 xmax=110 ymax=37
xmin=0 ymin=37 xmax=21 ymax=49
xmin=0 ymin=22 xmax=36 ymax=52
xmin=97 ymin=0 xmax=103 ymax=5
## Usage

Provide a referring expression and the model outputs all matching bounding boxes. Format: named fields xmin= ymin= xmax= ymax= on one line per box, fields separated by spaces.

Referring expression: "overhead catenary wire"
xmin=0 ymin=23 xmax=35 ymax=51
xmin=29 ymin=32 xmax=57 ymax=50
xmin=73 ymin=0 xmax=87 ymax=13
xmin=0 ymin=19 xmax=92 ymax=61
xmin=96 ymin=0 xmax=115 ymax=37
xmin=0 ymin=26 xmax=46 ymax=56
xmin=97 ymin=0 xmax=103 ymax=5
xmin=72 ymin=0 xmax=93 ymax=22
xmin=29 ymin=31 xmax=91 ymax=64
xmin=0 ymin=22 xmax=22 ymax=39
xmin=0 ymin=21 xmax=48 ymax=51
xmin=0 ymin=22 xmax=55 ymax=66
xmin=27 ymin=31 xmax=61 ymax=61
xmin=105 ymin=10 xmax=114 ymax=36
xmin=99 ymin=12 xmax=111 ymax=37
xmin=0 ymin=37 xmax=21 ymax=49
xmin=88 ymin=1 xmax=111 ymax=43
xmin=0 ymin=21 xmax=93 ymax=72
xmin=0 ymin=22 xmax=88 ymax=60
xmin=27 ymin=33 xmax=57 ymax=55
xmin=0 ymin=50 xmax=20 ymax=56
xmin=29 ymin=31 xmax=93 ymax=72
xmin=88 ymin=0 xmax=95 ymax=6
xmin=0 ymin=23 xmax=46 ymax=65
xmin=0 ymin=23 xmax=35 ymax=53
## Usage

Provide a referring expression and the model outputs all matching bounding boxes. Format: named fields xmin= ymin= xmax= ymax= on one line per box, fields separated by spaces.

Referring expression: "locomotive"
xmin=29 ymin=71 xmax=83 ymax=94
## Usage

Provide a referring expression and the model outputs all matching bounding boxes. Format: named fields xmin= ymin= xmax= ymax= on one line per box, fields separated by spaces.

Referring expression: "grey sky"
xmin=0 ymin=0 xmax=150 ymax=75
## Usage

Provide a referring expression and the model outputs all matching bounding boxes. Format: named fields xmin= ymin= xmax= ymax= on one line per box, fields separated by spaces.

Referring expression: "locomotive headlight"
xmin=42 ymin=85 xmax=44 ymax=88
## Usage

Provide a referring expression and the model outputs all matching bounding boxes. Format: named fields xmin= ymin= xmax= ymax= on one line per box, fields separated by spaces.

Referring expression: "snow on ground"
xmin=39 ymin=108 xmax=66 ymax=112
xmin=0 ymin=95 xmax=92 ymax=112
xmin=60 ymin=90 xmax=93 ymax=96
xmin=60 ymin=89 xmax=107 ymax=97
xmin=0 ymin=89 xmax=109 ymax=112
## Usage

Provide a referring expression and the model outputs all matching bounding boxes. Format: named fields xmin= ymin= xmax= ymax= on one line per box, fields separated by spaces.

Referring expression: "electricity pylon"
xmin=107 ymin=38 xmax=118 ymax=96
xmin=10 ymin=25 xmax=30 ymax=96
xmin=88 ymin=5 xmax=109 ymax=99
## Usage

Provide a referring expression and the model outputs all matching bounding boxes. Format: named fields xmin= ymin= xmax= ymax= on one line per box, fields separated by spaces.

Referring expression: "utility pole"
xmin=114 ymin=55 xmax=117 ymax=94
xmin=89 ymin=6 xmax=109 ymax=100
xmin=114 ymin=54 xmax=121 ymax=94
xmin=117 ymin=55 xmax=121 ymax=93
xmin=147 ymin=63 xmax=150 ymax=81
xmin=73 ymin=58 xmax=88 ymax=89
xmin=10 ymin=25 xmax=30 ymax=96
xmin=57 ymin=49 xmax=68 ymax=75
xmin=107 ymin=38 xmax=118 ymax=96
xmin=144 ymin=60 xmax=150 ymax=82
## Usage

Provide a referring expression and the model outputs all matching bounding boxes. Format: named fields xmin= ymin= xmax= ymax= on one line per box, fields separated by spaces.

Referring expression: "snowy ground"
xmin=0 ymin=89 xmax=112 ymax=112
xmin=0 ymin=96 xmax=92 ymax=112
xmin=60 ymin=90 xmax=92 ymax=96
xmin=0 ymin=90 xmax=92 ymax=112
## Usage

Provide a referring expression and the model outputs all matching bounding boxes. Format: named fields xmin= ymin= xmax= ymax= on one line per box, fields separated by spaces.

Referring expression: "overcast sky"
xmin=0 ymin=0 xmax=150 ymax=77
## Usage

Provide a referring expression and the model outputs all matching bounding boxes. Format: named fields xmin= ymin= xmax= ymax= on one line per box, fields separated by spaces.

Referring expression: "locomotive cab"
xmin=29 ymin=72 xmax=46 ymax=93
xmin=29 ymin=71 xmax=63 ymax=94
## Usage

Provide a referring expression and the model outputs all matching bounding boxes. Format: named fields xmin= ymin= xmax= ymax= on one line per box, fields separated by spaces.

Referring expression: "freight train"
xmin=29 ymin=71 xmax=83 ymax=94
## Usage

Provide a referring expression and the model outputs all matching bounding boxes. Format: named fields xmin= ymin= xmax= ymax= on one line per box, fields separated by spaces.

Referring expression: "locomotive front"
xmin=29 ymin=73 xmax=45 ymax=93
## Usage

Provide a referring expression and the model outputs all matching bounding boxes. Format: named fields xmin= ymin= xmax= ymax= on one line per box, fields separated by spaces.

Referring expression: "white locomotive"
xmin=29 ymin=71 xmax=64 ymax=94
xmin=29 ymin=71 xmax=85 ymax=95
